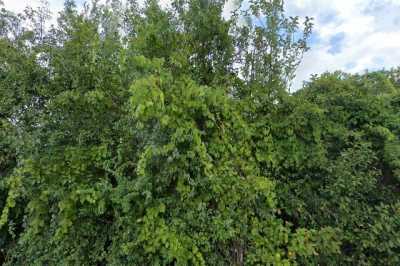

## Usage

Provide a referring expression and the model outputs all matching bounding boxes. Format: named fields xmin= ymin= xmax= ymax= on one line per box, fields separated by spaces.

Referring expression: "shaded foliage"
xmin=0 ymin=0 xmax=399 ymax=265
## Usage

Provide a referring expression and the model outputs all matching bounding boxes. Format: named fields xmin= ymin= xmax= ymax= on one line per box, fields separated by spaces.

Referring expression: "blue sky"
xmin=284 ymin=0 xmax=400 ymax=89
xmin=3 ymin=0 xmax=400 ymax=90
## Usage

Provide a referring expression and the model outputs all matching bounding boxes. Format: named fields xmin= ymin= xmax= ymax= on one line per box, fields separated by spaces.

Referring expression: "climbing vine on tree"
xmin=0 ymin=0 xmax=399 ymax=265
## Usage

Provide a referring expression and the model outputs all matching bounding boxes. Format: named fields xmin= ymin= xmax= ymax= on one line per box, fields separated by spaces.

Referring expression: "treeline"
xmin=0 ymin=0 xmax=399 ymax=265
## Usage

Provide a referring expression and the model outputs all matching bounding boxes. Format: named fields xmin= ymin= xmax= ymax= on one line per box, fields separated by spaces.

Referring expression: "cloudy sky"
xmin=3 ymin=0 xmax=400 ymax=89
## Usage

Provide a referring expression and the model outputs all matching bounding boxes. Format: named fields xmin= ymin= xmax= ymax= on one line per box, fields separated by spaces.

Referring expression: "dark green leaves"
xmin=0 ymin=0 xmax=399 ymax=265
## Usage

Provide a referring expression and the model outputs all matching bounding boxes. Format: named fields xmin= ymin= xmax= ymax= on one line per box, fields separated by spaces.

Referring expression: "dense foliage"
xmin=0 ymin=0 xmax=399 ymax=265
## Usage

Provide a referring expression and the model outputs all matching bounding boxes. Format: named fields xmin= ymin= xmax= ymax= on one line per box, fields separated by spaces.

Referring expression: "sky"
xmin=3 ymin=0 xmax=400 ymax=90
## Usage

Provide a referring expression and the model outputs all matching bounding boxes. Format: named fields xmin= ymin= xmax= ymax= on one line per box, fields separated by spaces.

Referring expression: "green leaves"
xmin=0 ymin=0 xmax=399 ymax=265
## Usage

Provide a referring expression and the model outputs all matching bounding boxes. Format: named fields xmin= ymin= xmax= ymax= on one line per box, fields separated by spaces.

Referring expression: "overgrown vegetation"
xmin=0 ymin=0 xmax=399 ymax=265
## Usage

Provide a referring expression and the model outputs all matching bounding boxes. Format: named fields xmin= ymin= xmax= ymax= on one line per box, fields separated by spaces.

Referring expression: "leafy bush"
xmin=0 ymin=0 xmax=399 ymax=265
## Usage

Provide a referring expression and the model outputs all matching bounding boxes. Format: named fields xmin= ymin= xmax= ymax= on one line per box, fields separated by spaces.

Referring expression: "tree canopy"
xmin=0 ymin=0 xmax=399 ymax=265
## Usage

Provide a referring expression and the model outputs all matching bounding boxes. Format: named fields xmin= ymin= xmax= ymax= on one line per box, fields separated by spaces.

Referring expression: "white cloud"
xmin=3 ymin=0 xmax=64 ymax=14
xmin=286 ymin=0 xmax=400 ymax=89
xmin=3 ymin=0 xmax=65 ymax=27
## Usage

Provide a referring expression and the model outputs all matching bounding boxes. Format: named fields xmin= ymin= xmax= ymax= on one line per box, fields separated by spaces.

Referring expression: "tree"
xmin=0 ymin=0 xmax=399 ymax=265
